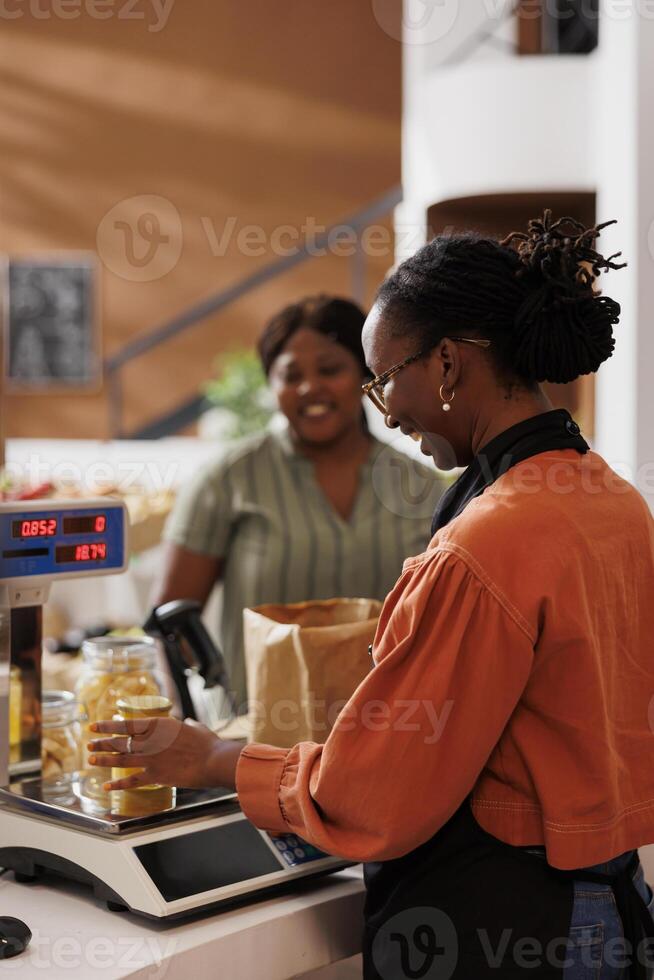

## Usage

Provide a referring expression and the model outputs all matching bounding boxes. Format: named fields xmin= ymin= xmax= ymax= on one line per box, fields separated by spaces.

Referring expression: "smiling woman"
xmin=360 ymin=214 xmax=624 ymax=470
xmin=152 ymin=294 xmax=443 ymax=708
xmin=260 ymin=296 xmax=372 ymax=455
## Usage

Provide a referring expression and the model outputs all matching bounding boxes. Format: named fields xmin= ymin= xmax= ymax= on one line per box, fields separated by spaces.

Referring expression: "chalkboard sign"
xmin=4 ymin=256 xmax=99 ymax=390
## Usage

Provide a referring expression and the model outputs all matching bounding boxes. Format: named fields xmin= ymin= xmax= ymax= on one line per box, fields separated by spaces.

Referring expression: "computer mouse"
xmin=0 ymin=917 xmax=31 ymax=959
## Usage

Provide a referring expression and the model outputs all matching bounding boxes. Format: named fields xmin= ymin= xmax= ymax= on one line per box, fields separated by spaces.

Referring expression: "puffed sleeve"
xmin=236 ymin=547 xmax=536 ymax=862
xmin=163 ymin=454 xmax=236 ymax=558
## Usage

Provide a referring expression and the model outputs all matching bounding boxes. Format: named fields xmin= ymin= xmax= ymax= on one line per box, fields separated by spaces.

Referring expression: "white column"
xmin=594 ymin=2 xmax=654 ymax=511
xmin=398 ymin=0 xmax=517 ymax=261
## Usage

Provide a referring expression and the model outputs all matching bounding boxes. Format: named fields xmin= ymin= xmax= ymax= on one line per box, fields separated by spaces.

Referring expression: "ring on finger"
xmin=126 ymin=735 xmax=134 ymax=754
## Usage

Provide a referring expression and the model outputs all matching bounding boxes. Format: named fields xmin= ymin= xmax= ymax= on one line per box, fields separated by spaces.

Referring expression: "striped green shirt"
xmin=163 ymin=425 xmax=443 ymax=705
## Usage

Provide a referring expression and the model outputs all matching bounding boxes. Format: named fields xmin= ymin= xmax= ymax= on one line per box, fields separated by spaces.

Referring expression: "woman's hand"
xmin=87 ymin=717 xmax=244 ymax=793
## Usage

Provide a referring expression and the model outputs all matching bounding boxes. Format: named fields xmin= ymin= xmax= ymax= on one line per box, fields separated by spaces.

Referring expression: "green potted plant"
xmin=202 ymin=349 xmax=275 ymax=440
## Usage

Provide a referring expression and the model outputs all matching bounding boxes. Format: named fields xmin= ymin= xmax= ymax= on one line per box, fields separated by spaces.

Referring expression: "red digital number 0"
xmin=94 ymin=515 xmax=106 ymax=533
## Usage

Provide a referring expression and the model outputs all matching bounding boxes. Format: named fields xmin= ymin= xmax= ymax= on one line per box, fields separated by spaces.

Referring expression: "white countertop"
xmin=0 ymin=865 xmax=365 ymax=979
xmin=6 ymin=847 xmax=654 ymax=979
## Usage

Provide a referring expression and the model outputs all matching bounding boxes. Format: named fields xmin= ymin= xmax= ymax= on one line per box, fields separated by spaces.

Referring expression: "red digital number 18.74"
xmin=75 ymin=542 xmax=107 ymax=561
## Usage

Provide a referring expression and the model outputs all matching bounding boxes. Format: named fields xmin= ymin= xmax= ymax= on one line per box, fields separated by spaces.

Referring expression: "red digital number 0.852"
xmin=21 ymin=518 xmax=57 ymax=538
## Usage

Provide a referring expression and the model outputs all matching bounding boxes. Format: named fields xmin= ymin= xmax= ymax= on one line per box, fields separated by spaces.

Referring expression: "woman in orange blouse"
xmin=90 ymin=212 xmax=654 ymax=979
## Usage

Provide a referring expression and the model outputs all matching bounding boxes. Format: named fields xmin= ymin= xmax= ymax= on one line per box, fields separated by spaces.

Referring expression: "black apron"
xmin=363 ymin=410 xmax=654 ymax=979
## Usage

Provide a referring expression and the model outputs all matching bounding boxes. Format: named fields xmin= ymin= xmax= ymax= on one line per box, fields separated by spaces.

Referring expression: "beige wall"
xmin=0 ymin=1 xmax=401 ymax=438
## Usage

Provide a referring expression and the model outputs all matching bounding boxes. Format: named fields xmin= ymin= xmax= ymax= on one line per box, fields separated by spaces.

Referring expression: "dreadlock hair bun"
xmin=501 ymin=210 xmax=626 ymax=384
xmin=376 ymin=211 xmax=626 ymax=387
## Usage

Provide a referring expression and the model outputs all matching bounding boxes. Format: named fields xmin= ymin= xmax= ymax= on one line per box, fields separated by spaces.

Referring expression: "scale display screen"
xmin=62 ymin=514 xmax=107 ymax=535
xmin=12 ymin=518 xmax=58 ymax=539
xmin=134 ymin=822 xmax=281 ymax=902
xmin=0 ymin=502 xmax=126 ymax=579
xmin=55 ymin=542 xmax=107 ymax=564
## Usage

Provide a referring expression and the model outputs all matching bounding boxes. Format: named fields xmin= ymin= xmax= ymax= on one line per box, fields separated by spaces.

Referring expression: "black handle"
xmin=144 ymin=599 xmax=235 ymax=720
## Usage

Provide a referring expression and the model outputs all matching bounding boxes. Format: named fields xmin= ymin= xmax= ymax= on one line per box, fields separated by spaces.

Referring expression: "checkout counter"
xmin=4 ymin=497 xmax=653 ymax=978
xmin=0 ymin=499 xmax=365 ymax=977
xmin=0 ymin=866 xmax=364 ymax=979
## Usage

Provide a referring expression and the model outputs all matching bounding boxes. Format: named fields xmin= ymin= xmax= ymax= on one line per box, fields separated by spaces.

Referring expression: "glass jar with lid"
xmin=76 ymin=636 xmax=161 ymax=779
xmin=42 ymin=690 xmax=82 ymax=802
xmin=111 ymin=695 xmax=176 ymax=817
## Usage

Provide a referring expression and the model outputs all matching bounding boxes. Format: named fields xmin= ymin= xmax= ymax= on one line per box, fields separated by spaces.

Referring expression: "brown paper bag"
xmin=243 ymin=598 xmax=382 ymax=748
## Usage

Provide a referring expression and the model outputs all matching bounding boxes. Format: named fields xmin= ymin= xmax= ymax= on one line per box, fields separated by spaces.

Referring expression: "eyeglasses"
xmin=361 ymin=337 xmax=492 ymax=415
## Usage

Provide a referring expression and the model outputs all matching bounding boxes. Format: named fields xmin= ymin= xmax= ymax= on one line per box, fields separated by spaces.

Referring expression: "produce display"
xmin=0 ymin=474 xmax=174 ymax=555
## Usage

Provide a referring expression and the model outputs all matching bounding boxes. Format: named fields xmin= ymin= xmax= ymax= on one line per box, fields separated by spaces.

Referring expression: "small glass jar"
xmin=111 ymin=695 xmax=176 ymax=817
xmin=76 ymin=636 xmax=161 ymax=811
xmin=42 ymin=690 xmax=81 ymax=801
xmin=9 ymin=666 xmax=21 ymax=748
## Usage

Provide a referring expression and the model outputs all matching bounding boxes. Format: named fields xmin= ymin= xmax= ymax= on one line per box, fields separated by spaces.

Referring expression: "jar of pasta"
xmin=111 ymin=695 xmax=175 ymax=817
xmin=76 ymin=636 xmax=161 ymax=808
xmin=42 ymin=690 xmax=81 ymax=802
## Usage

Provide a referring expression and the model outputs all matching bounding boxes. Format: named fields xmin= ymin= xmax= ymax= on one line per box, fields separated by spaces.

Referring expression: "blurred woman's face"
xmin=268 ymin=328 xmax=365 ymax=446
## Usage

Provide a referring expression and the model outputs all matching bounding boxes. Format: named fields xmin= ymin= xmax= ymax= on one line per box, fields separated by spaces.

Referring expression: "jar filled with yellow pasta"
xmin=111 ymin=695 xmax=176 ymax=817
xmin=42 ymin=690 xmax=81 ymax=803
xmin=76 ymin=636 xmax=161 ymax=811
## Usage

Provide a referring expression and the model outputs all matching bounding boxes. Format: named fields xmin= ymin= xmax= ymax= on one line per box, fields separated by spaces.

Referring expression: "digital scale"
xmin=0 ymin=499 xmax=349 ymax=919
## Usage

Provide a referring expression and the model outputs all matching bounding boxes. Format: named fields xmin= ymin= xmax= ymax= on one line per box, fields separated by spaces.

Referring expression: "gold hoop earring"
xmin=440 ymin=385 xmax=455 ymax=412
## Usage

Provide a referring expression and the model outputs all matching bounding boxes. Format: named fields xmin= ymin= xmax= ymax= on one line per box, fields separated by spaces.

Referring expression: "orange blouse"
xmin=236 ymin=449 xmax=654 ymax=871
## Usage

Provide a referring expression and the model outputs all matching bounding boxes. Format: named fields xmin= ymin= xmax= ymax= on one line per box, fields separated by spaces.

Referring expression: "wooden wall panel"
xmin=0 ymin=1 xmax=402 ymax=438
